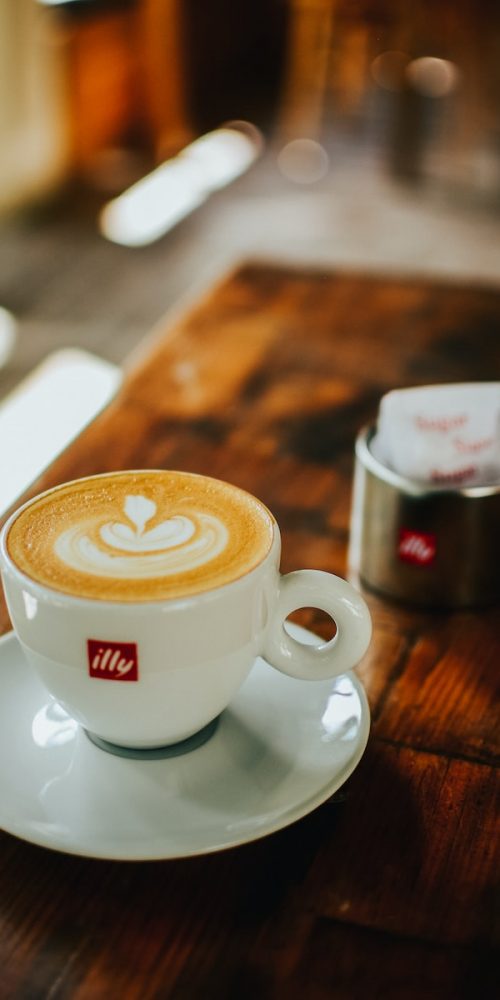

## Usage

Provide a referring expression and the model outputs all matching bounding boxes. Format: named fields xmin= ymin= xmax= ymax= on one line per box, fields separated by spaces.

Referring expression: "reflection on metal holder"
xmin=349 ymin=425 xmax=500 ymax=608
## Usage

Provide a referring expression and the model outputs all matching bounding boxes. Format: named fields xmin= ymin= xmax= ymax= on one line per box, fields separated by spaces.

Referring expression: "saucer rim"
xmin=0 ymin=627 xmax=370 ymax=861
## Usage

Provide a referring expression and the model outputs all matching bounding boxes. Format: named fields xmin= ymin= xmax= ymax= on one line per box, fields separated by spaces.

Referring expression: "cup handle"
xmin=263 ymin=570 xmax=371 ymax=680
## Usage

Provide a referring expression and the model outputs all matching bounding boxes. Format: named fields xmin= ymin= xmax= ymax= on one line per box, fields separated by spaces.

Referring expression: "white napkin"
xmin=371 ymin=383 xmax=500 ymax=486
xmin=0 ymin=349 xmax=121 ymax=516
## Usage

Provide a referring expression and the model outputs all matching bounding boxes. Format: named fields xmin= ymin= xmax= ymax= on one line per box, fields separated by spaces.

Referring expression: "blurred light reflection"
xmin=321 ymin=677 xmax=361 ymax=742
xmin=32 ymin=702 xmax=78 ymax=749
xmin=100 ymin=124 xmax=262 ymax=247
xmin=22 ymin=591 xmax=38 ymax=621
xmin=371 ymin=51 xmax=410 ymax=91
xmin=277 ymin=139 xmax=329 ymax=184
xmin=406 ymin=57 xmax=460 ymax=97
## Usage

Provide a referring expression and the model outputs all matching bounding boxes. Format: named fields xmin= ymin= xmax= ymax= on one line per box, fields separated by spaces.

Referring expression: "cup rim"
xmin=357 ymin=425 xmax=500 ymax=499
xmin=0 ymin=469 xmax=279 ymax=610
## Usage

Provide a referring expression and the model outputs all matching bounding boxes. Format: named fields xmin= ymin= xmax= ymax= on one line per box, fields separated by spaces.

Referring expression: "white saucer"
xmin=0 ymin=625 xmax=370 ymax=861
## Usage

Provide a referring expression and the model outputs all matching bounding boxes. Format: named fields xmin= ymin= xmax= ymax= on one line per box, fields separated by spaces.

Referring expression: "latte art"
xmin=55 ymin=494 xmax=229 ymax=579
xmin=6 ymin=471 xmax=274 ymax=601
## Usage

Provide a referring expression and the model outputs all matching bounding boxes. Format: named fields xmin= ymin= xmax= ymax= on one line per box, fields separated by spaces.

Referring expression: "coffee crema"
xmin=6 ymin=471 xmax=274 ymax=601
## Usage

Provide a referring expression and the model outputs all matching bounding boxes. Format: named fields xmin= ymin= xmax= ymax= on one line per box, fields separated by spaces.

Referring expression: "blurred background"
xmin=1 ymin=0 xmax=500 ymax=403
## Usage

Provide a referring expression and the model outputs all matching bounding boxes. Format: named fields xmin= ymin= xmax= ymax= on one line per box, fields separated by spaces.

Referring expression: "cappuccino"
xmin=6 ymin=470 xmax=274 ymax=601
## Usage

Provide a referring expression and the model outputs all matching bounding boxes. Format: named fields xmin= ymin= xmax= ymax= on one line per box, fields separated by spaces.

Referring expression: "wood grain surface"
xmin=0 ymin=263 xmax=498 ymax=999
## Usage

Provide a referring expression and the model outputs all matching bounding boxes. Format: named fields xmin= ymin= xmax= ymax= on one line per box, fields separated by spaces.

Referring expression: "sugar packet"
xmin=371 ymin=383 xmax=500 ymax=487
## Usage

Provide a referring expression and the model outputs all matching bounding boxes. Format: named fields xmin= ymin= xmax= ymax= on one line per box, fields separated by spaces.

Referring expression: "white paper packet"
xmin=371 ymin=383 xmax=500 ymax=487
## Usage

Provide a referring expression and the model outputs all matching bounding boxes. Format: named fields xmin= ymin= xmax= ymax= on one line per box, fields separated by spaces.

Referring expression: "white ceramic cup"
xmin=0 ymin=474 xmax=371 ymax=750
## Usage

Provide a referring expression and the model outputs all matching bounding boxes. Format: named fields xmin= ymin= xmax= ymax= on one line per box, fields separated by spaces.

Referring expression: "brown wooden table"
xmin=0 ymin=263 xmax=498 ymax=999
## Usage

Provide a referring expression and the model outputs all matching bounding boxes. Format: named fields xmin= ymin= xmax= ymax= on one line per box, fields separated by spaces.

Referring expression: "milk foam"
xmin=6 ymin=470 xmax=274 ymax=601
xmin=54 ymin=494 xmax=228 ymax=579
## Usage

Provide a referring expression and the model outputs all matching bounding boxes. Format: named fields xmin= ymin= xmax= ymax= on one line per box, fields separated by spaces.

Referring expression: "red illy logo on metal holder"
xmin=398 ymin=529 xmax=437 ymax=567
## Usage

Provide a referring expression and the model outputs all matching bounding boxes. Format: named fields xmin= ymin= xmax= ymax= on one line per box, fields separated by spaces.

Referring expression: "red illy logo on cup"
xmin=398 ymin=529 xmax=437 ymax=566
xmin=87 ymin=640 xmax=139 ymax=681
